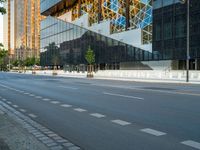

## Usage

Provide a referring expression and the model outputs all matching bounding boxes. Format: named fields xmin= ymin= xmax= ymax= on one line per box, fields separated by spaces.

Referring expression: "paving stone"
xmin=50 ymin=145 xmax=63 ymax=150
xmin=68 ymin=146 xmax=81 ymax=150
xmin=63 ymin=142 xmax=74 ymax=147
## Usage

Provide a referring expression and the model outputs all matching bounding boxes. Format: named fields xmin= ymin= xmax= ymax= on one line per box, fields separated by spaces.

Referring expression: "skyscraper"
xmin=3 ymin=0 xmax=41 ymax=60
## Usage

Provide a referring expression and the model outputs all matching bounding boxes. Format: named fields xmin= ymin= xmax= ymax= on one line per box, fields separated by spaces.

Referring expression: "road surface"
xmin=0 ymin=72 xmax=200 ymax=150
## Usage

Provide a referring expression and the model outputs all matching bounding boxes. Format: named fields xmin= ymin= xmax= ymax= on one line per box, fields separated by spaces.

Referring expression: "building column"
xmin=98 ymin=0 xmax=102 ymax=23
xmin=125 ymin=0 xmax=130 ymax=30
xmin=8 ymin=0 xmax=10 ymax=55
xmin=78 ymin=0 xmax=81 ymax=17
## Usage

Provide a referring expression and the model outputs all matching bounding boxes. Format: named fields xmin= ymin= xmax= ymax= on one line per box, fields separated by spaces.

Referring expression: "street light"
xmin=179 ymin=0 xmax=190 ymax=82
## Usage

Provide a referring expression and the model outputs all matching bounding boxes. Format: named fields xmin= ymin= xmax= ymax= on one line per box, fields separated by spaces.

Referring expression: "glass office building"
xmin=153 ymin=0 xmax=200 ymax=69
xmin=40 ymin=17 xmax=154 ymax=70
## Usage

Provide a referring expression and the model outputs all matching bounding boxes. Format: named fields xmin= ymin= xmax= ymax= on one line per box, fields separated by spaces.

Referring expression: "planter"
xmin=32 ymin=71 xmax=36 ymax=74
xmin=87 ymin=72 xmax=94 ymax=78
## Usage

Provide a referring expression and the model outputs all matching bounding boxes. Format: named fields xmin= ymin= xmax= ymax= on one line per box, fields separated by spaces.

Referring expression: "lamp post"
xmin=179 ymin=0 xmax=190 ymax=82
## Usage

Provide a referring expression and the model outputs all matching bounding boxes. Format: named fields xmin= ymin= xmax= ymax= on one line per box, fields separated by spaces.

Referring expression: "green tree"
xmin=85 ymin=46 xmax=95 ymax=77
xmin=0 ymin=0 xmax=7 ymax=52
xmin=0 ymin=44 xmax=8 ymax=70
xmin=85 ymin=46 xmax=95 ymax=65
xmin=0 ymin=0 xmax=6 ymax=15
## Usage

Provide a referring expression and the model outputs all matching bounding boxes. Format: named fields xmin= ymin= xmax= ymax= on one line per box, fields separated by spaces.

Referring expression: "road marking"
xmin=24 ymin=92 xmax=30 ymax=95
xmin=20 ymin=109 xmax=26 ymax=112
xmin=140 ymin=128 xmax=166 ymax=136
xmin=181 ymin=140 xmax=200 ymax=149
xmin=58 ymin=86 xmax=78 ymax=90
xmin=2 ymin=98 xmax=6 ymax=101
xmin=7 ymin=101 xmax=12 ymax=104
xmin=90 ymin=113 xmax=106 ymax=118
xmin=29 ymin=114 xmax=37 ymax=118
xmin=13 ymin=105 xmax=18 ymax=108
xmin=51 ymin=101 xmax=60 ymax=104
xmin=103 ymin=92 xmax=144 ymax=100
xmin=111 ymin=119 xmax=131 ymax=126
xmin=74 ymin=108 xmax=87 ymax=112
xmin=61 ymin=104 xmax=72 ymax=108
xmin=35 ymin=96 xmax=42 ymax=99
xmin=29 ymin=94 xmax=35 ymax=97
xmin=42 ymin=98 xmax=50 ymax=101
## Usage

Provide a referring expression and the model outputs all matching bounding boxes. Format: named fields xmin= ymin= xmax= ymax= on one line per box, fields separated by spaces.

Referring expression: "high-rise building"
xmin=3 ymin=0 xmax=41 ymax=60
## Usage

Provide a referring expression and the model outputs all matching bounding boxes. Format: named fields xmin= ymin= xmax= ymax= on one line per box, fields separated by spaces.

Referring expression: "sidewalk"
xmin=11 ymin=70 xmax=200 ymax=84
xmin=0 ymin=110 xmax=48 ymax=150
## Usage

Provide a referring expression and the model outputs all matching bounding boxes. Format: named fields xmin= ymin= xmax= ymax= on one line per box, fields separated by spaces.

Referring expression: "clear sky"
xmin=0 ymin=14 xmax=3 ymax=44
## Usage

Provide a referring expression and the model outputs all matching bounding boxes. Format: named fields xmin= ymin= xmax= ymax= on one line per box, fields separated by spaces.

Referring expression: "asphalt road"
xmin=0 ymin=72 xmax=200 ymax=150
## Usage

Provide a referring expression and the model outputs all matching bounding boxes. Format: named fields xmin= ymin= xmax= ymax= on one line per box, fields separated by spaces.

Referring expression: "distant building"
xmin=3 ymin=0 xmax=41 ymax=60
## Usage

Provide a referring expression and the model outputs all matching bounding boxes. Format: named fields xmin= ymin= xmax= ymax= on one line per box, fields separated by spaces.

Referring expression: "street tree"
xmin=0 ymin=0 xmax=6 ymax=15
xmin=85 ymin=46 xmax=95 ymax=77
xmin=0 ymin=44 xmax=8 ymax=70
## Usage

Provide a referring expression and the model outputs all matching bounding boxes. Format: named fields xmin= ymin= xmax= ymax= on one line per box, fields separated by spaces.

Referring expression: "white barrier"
xmin=13 ymin=70 xmax=200 ymax=83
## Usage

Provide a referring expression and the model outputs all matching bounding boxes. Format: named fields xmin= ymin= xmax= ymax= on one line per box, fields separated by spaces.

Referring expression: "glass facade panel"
xmin=40 ymin=16 xmax=153 ymax=69
xmin=153 ymin=0 xmax=200 ymax=61
xmin=41 ymin=0 xmax=61 ymax=14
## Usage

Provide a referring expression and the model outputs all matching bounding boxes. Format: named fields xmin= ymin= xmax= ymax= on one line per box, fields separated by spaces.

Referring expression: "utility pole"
xmin=179 ymin=0 xmax=190 ymax=82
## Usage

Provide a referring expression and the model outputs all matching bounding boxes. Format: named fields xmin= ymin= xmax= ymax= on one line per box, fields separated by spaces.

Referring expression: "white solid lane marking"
xmin=103 ymin=92 xmax=144 ymax=100
xmin=20 ymin=109 xmax=26 ymax=112
xmin=141 ymin=128 xmax=166 ymax=136
xmin=58 ymin=86 xmax=78 ymax=90
xmin=42 ymin=98 xmax=50 ymax=101
xmin=111 ymin=120 xmax=131 ymax=126
xmin=74 ymin=108 xmax=87 ymax=112
xmin=51 ymin=101 xmax=60 ymax=104
xmin=29 ymin=114 xmax=37 ymax=118
xmin=181 ymin=140 xmax=200 ymax=150
xmin=90 ymin=113 xmax=106 ymax=118
xmin=13 ymin=105 xmax=18 ymax=108
xmin=61 ymin=104 xmax=72 ymax=108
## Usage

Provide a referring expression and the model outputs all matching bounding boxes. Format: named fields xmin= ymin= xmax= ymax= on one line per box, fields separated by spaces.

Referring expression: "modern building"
xmin=153 ymin=0 xmax=200 ymax=70
xmin=40 ymin=0 xmax=200 ymax=70
xmin=40 ymin=0 xmax=155 ymax=70
xmin=3 ymin=0 xmax=41 ymax=60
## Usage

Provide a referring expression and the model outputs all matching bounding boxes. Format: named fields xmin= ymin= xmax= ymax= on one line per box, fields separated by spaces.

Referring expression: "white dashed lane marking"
xmin=111 ymin=120 xmax=131 ymax=126
xmin=140 ymin=128 xmax=166 ymax=136
xmin=74 ymin=108 xmax=87 ymax=112
xmin=61 ymin=104 xmax=72 ymax=108
xmin=90 ymin=113 xmax=106 ymax=118
xmin=2 ymin=98 xmax=6 ymax=101
xmin=29 ymin=94 xmax=35 ymax=97
xmin=13 ymin=105 xmax=18 ymax=108
xmin=181 ymin=140 xmax=200 ymax=150
xmin=19 ymin=109 xmax=26 ymax=112
xmin=35 ymin=96 xmax=42 ymax=99
xmin=42 ymin=98 xmax=50 ymax=101
xmin=24 ymin=92 xmax=30 ymax=95
xmin=51 ymin=101 xmax=60 ymax=104
xmin=103 ymin=92 xmax=144 ymax=100
xmin=28 ymin=114 xmax=37 ymax=118
xmin=7 ymin=101 xmax=12 ymax=104
xmin=58 ymin=86 xmax=78 ymax=90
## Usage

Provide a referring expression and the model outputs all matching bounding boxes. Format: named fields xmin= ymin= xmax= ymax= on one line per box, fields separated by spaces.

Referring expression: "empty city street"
xmin=0 ymin=72 xmax=200 ymax=150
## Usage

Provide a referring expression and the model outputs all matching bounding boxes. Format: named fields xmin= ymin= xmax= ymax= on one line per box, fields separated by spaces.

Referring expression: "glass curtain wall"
xmin=40 ymin=16 xmax=153 ymax=70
